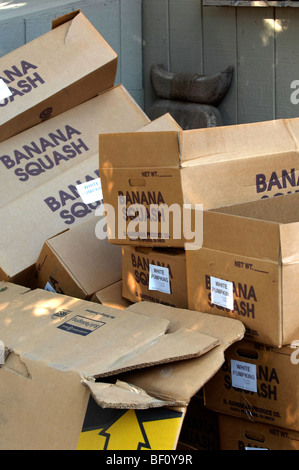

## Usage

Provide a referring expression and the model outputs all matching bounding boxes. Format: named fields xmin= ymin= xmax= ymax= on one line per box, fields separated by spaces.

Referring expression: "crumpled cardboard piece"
xmin=82 ymin=301 xmax=245 ymax=409
xmin=0 ymin=283 xmax=220 ymax=380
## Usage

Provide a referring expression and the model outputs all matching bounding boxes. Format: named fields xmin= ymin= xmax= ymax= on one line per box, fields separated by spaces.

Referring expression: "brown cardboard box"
xmin=204 ymin=339 xmax=299 ymax=432
xmin=187 ymin=193 xmax=299 ymax=347
xmin=0 ymin=281 xmax=244 ymax=449
xmin=122 ymin=246 xmax=187 ymax=308
xmin=99 ymin=117 xmax=299 ymax=247
xmin=218 ymin=414 xmax=299 ymax=450
xmin=0 ymin=84 xmax=147 ymax=208
xmin=91 ymin=281 xmax=132 ymax=310
xmin=0 ymin=10 xmax=117 ymax=142
xmin=30 ymin=218 xmax=122 ymax=300
xmin=115 ymin=302 xmax=245 ymax=408
xmin=0 ymin=85 xmax=150 ymax=285
xmin=178 ymin=394 xmax=220 ymax=450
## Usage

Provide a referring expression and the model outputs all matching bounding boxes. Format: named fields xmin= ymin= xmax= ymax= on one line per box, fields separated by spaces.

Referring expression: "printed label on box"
xmin=231 ymin=359 xmax=257 ymax=393
xmin=149 ymin=264 xmax=171 ymax=294
xmin=76 ymin=178 xmax=103 ymax=204
xmin=57 ymin=315 xmax=105 ymax=336
xmin=210 ymin=276 xmax=234 ymax=310
xmin=0 ymin=79 xmax=12 ymax=100
xmin=45 ymin=281 xmax=56 ymax=293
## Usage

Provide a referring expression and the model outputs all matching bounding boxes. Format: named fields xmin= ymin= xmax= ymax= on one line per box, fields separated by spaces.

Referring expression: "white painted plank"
xmin=237 ymin=7 xmax=275 ymax=124
xmin=0 ymin=19 xmax=25 ymax=56
xmin=275 ymin=9 xmax=299 ymax=119
xmin=169 ymin=0 xmax=203 ymax=74
xmin=120 ymin=0 xmax=142 ymax=88
xmin=202 ymin=6 xmax=237 ymax=125
xmin=142 ymin=0 xmax=170 ymax=113
xmin=75 ymin=0 xmax=121 ymax=84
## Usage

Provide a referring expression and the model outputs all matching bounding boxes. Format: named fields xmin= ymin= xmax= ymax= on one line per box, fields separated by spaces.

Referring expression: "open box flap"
xmin=113 ymin=302 xmax=245 ymax=405
xmin=0 ymin=287 xmax=220 ymax=380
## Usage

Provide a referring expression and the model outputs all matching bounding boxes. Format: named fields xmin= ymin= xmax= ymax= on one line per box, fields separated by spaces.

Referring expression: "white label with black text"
xmin=231 ymin=359 xmax=257 ymax=392
xmin=0 ymin=79 xmax=12 ymax=100
xmin=45 ymin=281 xmax=56 ymax=293
xmin=210 ymin=276 xmax=234 ymax=310
xmin=76 ymin=178 xmax=103 ymax=204
xmin=148 ymin=264 xmax=171 ymax=294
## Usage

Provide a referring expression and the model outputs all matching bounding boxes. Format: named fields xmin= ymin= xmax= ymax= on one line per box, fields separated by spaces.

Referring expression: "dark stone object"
xmin=148 ymin=99 xmax=223 ymax=130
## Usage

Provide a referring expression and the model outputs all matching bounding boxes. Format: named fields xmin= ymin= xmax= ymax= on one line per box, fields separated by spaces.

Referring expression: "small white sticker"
xmin=231 ymin=359 xmax=257 ymax=392
xmin=148 ymin=264 xmax=171 ymax=294
xmin=45 ymin=281 xmax=56 ymax=293
xmin=76 ymin=178 xmax=103 ymax=204
xmin=0 ymin=340 xmax=5 ymax=365
xmin=210 ymin=276 xmax=234 ymax=310
xmin=0 ymin=79 xmax=12 ymax=100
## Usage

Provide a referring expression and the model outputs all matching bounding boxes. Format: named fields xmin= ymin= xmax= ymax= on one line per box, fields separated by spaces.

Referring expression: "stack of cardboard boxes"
xmin=1 ymin=8 xmax=299 ymax=451
xmin=0 ymin=10 xmax=247 ymax=451
xmin=99 ymin=114 xmax=299 ymax=450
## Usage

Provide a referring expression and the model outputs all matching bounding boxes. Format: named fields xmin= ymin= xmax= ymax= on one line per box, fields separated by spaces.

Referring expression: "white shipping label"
xmin=0 ymin=79 xmax=12 ymax=100
xmin=231 ymin=359 xmax=257 ymax=393
xmin=148 ymin=264 xmax=171 ymax=294
xmin=76 ymin=178 xmax=103 ymax=204
xmin=210 ymin=276 xmax=234 ymax=310
xmin=45 ymin=281 xmax=56 ymax=293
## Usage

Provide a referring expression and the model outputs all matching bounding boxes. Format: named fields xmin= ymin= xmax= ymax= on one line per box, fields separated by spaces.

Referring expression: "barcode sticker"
xmin=210 ymin=276 xmax=234 ymax=310
xmin=148 ymin=264 xmax=171 ymax=294
xmin=76 ymin=178 xmax=103 ymax=204
xmin=0 ymin=79 xmax=12 ymax=100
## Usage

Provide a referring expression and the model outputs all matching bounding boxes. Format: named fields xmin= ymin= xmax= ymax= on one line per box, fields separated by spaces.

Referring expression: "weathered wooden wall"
xmin=143 ymin=0 xmax=299 ymax=125
xmin=0 ymin=0 xmax=143 ymax=108
xmin=1 ymin=1 xmax=299 ymax=125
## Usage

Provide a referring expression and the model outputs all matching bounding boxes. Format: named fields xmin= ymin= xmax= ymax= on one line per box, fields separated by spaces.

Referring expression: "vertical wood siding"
xmin=0 ymin=0 xmax=143 ymax=108
xmin=143 ymin=0 xmax=299 ymax=125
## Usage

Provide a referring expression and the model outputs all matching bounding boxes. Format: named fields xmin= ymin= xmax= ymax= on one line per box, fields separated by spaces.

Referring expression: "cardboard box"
xmin=0 ymin=281 xmax=244 ymax=449
xmin=178 ymin=394 xmax=220 ymax=450
xmin=113 ymin=302 xmax=245 ymax=408
xmin=187 ymin=192 xmax=299 ymax=347
xmin=0 ymin=10 xmax=117 ymax=142
xmin=91 ymin=281 xmax=132 ymax=310
xmin=78 ymin=397 xmax=186 ymax=451
xmin=122 ymin=246 xmax=187 ymax=308
xmin=30 ymin=218 xmax=122 ymax=300
xmin=0 ymin=84 xmax=147 ymax=208
xmin=204 ymin=339 xmax=299 ymax=432
xmin=218 ymin=414 xmax=299 ymax=450
xmin=0 ymin=85 xmax=150 ymax=285
xmin=99 ymin=116 xmax=299 ymax=247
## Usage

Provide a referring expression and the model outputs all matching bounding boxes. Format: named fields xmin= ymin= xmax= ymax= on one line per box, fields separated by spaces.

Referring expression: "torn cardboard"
xmin=0 ymin=283 xmax=244 ymax=449
xmin=0 ymin=10 xmax=117 ymax=141
xmin=90 ymin=301 xmax=245 ymax=409
xmin=0 ymin=286 xmax=223 ymax=381
xmin=204 ymin=338 xmax=299 ymax=432
xmin=122 ymin=246 xmax=187 ymax=308
xmin=30 ymin=217 xmax=122 ymax=300
xmin=99 ymin=116 xmax=299 ymax=247
xmin=187 ymin=192 xmax=299 ymax=347
xmin=0 ymin=85 xmax=150 ymax=285
xmin=0 ymin=84 xmax=147 ymax=208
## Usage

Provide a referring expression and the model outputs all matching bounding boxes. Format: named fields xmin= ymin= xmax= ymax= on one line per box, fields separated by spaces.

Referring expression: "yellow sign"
xmin=77 ymin=402 xmax=185 ymax=451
